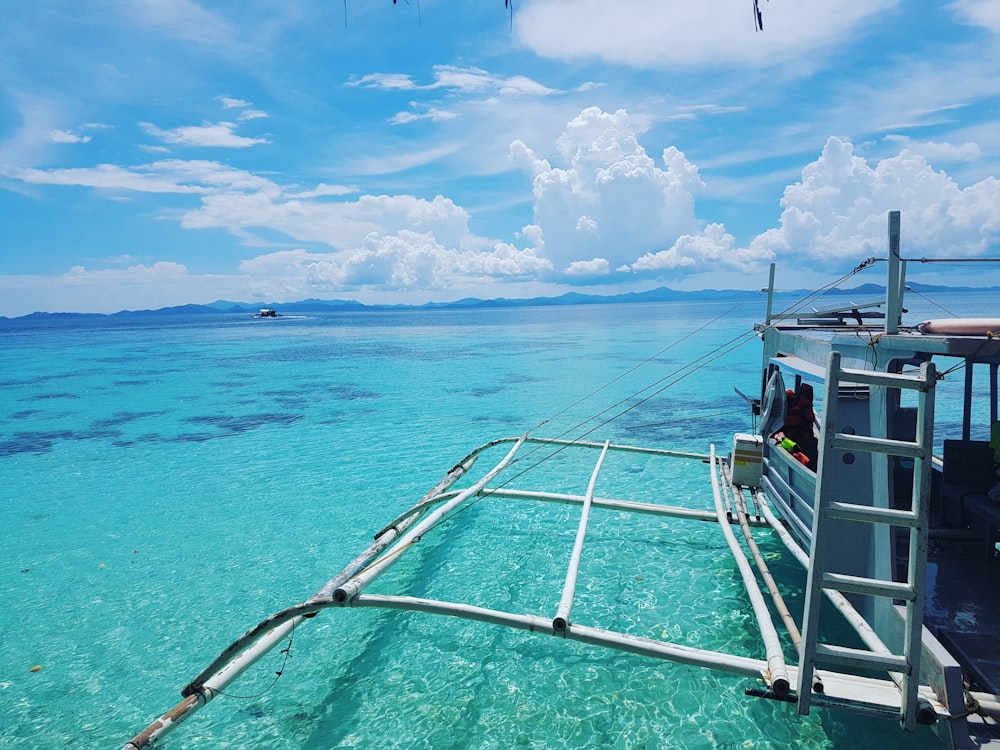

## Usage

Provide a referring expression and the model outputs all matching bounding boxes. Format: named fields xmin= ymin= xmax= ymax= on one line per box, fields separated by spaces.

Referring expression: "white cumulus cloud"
xmin=238 ymin=236 xmax=553 ymax=293
xmin=628 ymin=223 xmax=765 ymax=273
xmin=882 ymin=135 xmax=981 ymax=163
xmin=565 ymin=258 xmax=610 ymax=276
xmin=750 ymin=136 xmax=1000 ymax=265
xmin=511 ymin=106 xmax=712 ymax=273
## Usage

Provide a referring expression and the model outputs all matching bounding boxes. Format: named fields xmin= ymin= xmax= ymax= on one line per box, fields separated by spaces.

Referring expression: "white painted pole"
xmin=355 ymin=594 xmax=769 ymax=678
xmin=553 ymin=440 xmax=609 ymax=633
xmin=122 ymin=618 xmax=302 ymax=749
xmin=480 ymin=487 xmax=721 ymax=523
xmin=755 ymin=492 xmax=902 ymax=670
xmin=334 ymin=435 xmax=527 ymax=604
xmin=710 ymin=446 xmax=791 ymax=694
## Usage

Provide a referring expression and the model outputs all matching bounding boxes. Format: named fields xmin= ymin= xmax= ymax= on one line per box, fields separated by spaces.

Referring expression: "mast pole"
xmin=886 ymin=211 xmax=902 ymax=334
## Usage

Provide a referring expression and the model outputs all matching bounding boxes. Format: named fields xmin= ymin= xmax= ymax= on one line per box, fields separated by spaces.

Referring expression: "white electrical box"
xmin=730 ymin=433 xmax=763 ymax=487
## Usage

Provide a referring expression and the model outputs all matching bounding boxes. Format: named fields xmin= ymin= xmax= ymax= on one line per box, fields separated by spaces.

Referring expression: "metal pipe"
xmin=765 ymin=263 xmax=776 ymax=325
xmin=334 ymin=435 xmax=527 ymax=604
xmin=553 ymin=440 xmax=609 ymax=633
xmin=886 ymin=210 xmax=901 ymax=334
xmin=710 ymin=446 xmax=790 ymax=694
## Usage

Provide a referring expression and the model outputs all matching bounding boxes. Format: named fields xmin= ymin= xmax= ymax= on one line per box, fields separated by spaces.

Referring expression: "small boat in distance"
xmin=254 ymin=308 xmax=278 ymax=318
xmin=124 ymin=212 xmax=1000 ymax=749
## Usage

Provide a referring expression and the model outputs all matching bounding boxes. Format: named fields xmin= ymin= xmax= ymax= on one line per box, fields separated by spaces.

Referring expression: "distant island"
xmin=3 ymin=281 xmax=995 ymax=321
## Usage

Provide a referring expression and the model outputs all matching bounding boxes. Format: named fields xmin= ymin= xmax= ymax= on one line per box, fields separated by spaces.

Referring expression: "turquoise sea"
xmin=1 ymin=291 xmax=991 ymax=749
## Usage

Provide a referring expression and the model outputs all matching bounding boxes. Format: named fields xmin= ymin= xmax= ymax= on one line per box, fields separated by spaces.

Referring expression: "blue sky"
xmin=2 ymin=0 xmax=999 ymax=316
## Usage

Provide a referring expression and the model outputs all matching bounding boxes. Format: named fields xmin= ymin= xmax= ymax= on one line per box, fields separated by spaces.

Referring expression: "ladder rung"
xmin=825 ymin=502 xmax=921 ymax=528
xmin=821 ymin=572 xmax=916 ymax=601
xmin=830 ymin=433 xmax=925 ymax=458
xmin=813 ymin=643 xmax=911 ymax=673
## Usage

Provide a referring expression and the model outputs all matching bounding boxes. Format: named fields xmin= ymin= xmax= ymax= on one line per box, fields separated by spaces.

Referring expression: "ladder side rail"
xmin=796 ymin=351 xmax=844 ymax=714
xmin=825 ymin=502 xmax=919 ymax=526
xmin=899 ymin=360 xmax=936 ymax=731
xmin=831 ymin=433 xmax=925 ymax=459
xmin=796 ymin=351 xmax=937 ymax=729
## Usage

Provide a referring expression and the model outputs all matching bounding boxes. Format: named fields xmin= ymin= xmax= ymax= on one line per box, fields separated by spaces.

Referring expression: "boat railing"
xmin=760 ymin=440 xmax=818 ymax=541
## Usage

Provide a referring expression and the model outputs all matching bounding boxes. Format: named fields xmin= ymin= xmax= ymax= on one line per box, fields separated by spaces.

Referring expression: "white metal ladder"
xmin=796 ymin=351 xmax=936 ymax=730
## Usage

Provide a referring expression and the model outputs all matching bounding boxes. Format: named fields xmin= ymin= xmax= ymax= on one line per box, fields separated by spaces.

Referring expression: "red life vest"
xmin=782 ymin=384 xmax=816 ymax=450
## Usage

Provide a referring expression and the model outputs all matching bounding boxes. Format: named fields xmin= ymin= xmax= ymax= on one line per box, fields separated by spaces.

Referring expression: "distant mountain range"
xmin=4 ymin=281 xmax=996 ymax=321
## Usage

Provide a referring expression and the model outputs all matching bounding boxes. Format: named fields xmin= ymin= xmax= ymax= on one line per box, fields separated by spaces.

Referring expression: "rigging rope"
xmin=529 ymin=293 xmax=760 ymax=434
xmin=412 ymin=258 xmax=890 ymax=538
xmin=539 ymin=258 xmax=879 ymax=443
xmin=213 ymin=620 xmax=296 ymax=700
xmin=497 ymin=260 xmax=889 ymax=490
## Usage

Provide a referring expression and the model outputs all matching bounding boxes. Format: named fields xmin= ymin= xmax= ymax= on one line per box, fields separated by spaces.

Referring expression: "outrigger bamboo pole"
xmin=124 ymin=436 xmax=941 ymax=749
xmin=755 ymin=491 xmax=898 ymax=662
xmin=709 ymin=446 xmax=791 ymax=695
xmin=719 ymin=463 xmax=802 ymax=650
xmin=480 ymin=487 xmax=721 ymax=522
xmin=719 ymin=462 xmax=823 ymax=693
xmin=123 ymin=444 xmax=490 ymax=750
xmin=334 ymin=435 xmax=527 ymax=604
xmin=553 ymin=440 xmax=609 ymax=633
xmin=520 ymin=435 xmax=708 ymax=462
xmin=353 ymin=593 xmax=770 ymax=678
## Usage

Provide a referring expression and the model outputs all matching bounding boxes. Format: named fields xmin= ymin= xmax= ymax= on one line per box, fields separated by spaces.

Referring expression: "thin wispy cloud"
xmin=349 ymin=66 xmax=558 ymax=97
xmin=140 ymin=121 xmax=270 ymax=148
xmin=389 ymin=107 xmax=460 ymax=125
xmin=218 ymin=96 xmax=250 ymax=109
xmin=49 ymin=129 xmax=92 ymax=144
xmin=949 ymin=0 xmax=1000 ymax=33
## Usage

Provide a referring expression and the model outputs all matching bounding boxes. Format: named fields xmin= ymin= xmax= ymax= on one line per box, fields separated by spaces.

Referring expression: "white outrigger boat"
xmin=125 ymin=212 xmax=1000 ymax=749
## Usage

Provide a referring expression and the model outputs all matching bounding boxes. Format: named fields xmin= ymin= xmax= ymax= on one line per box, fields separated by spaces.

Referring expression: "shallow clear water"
xmin=2 ymin=292 xmax=988 ymax=749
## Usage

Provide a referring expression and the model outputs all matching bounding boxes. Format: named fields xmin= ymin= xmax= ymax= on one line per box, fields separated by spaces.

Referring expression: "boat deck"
xmin=925 ymin=529 xmax=1000 ymax=695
